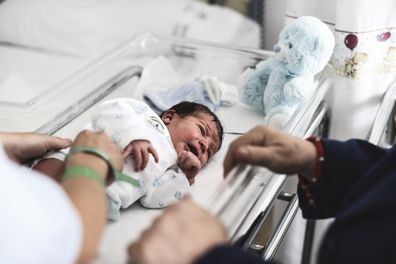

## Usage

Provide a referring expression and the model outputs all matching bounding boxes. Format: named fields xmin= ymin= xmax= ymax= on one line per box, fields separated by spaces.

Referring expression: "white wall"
xmin=263 ymin=0 xmax=287 ymax=50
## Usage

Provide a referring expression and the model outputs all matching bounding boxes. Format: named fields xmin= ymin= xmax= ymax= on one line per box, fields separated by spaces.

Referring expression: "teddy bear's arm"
xmin=238 ymin=57 xmax=282 ymax=111
xmin=255 ymin=57 xmax=283 ymax=78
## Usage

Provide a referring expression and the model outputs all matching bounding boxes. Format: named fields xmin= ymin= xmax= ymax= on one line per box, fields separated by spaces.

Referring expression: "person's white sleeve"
xmin=0 ymin=146 xmax=82 ymax=264
xmin=139 ymin=168 xmax=192 ymax=208
xmin=90 ymin=98 xmax=155 ymax=150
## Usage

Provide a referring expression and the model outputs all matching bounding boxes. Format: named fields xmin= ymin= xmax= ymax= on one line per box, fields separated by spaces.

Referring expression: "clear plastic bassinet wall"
xmin=0 ymin=33 xmax=332 ymax=137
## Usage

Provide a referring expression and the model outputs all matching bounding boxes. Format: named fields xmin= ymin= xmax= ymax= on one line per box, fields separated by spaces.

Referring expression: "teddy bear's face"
xmin=273 ymin=16 xmax=335 ymax=76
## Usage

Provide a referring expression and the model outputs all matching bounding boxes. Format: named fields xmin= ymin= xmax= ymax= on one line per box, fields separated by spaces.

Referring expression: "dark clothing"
xmin=196 ymin=139 xmax=396 ymax=264
xmin=195 ymin=245 xmax=265 ymax=264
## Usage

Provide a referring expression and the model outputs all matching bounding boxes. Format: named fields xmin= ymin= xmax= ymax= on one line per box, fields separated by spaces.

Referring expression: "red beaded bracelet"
xmin=298 ymin=136 xmax=325 ymax=206
xmin=306 ymin=136 xmax=325 ymax=182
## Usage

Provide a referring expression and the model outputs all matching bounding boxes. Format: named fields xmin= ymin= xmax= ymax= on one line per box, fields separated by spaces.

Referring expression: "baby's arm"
xmin=32 ymin=158 xmax=65 ymax=182
xmin=239 ymin=57 xmax=282 ymax=111
xmin=123 ymin=140 xmax=159 ymax=171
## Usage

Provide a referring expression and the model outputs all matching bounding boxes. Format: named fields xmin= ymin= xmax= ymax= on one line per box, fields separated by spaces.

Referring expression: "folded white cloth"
xmin=199 ymin=74 xmax=239 ymax=107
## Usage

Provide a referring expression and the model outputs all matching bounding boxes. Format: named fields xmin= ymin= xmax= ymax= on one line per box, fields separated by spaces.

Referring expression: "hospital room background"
xmin=1 ymin=0 xmax=395 ymax=263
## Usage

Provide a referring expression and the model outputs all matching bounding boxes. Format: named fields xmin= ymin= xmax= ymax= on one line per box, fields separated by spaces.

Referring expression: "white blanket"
xmin=0 ymin=0 xmax=260 ymax=55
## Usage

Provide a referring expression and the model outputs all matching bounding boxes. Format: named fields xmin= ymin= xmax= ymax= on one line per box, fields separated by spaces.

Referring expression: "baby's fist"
xmin=177 ymin=151 xmax=201 ymax=185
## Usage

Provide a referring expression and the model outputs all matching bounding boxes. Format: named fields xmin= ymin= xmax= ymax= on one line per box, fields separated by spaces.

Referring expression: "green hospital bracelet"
xmin=68 ymin=146 xmax=140 ymax=188
xmin=62 ymin=166 xmax=105 ymax=187
xmin=116 ymin=171 xmax=140 ymax=188
xmin=68 ymin=146 xmax=116 ymax=183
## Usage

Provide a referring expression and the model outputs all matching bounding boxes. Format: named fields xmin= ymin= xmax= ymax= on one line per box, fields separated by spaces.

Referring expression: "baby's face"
xmin=163 ymin=112 xmax=220 ymax=167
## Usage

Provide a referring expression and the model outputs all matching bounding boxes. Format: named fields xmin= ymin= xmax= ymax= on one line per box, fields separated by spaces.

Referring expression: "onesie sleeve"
xmin=139 ymin=168 xmax=192 ymax=208
xmin=89 ymin=98 xmax=156 ymax=150
xmin=106 ymin=180 xmax=143 ymax=221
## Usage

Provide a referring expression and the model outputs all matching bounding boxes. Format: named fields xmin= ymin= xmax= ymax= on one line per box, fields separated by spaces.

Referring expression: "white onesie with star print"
xmin=89 ymin=98 xmax=192 ymax=220
xmin=46 ymin=98 xmax=192 ymax=221
xmin=89 ymin=98 xmax=191 ymax=220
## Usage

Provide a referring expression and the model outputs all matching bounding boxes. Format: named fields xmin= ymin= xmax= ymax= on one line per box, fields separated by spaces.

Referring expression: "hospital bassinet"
xmin=0 ymin=34 xmax=333 ymax=263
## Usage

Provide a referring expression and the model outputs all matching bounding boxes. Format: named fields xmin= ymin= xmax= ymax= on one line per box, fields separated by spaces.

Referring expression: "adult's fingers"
xmin=223 ymin=126 xmax=272 ymax=176
xmin=234 ymin=145 xmax=277 ymax=168
xmin=45 ymin=136 xmax=73 ymax=150
xmin=73 ymin=130 xmax=123 ymax=171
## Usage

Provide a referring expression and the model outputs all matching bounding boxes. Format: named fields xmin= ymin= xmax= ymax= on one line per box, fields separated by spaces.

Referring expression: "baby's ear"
xmin=161 ymin=110 xmax=177 ymax=124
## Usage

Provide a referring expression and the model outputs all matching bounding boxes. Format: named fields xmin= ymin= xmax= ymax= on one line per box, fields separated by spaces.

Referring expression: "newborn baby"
xmin=35 ymin=98 xmax=223 ymax=220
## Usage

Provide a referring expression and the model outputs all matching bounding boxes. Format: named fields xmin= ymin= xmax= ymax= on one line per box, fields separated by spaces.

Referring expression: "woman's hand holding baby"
xmin=177 ymin=151 xmax=201 ymax=185
xmin=123 ymin=140 xmax=159 ymax=172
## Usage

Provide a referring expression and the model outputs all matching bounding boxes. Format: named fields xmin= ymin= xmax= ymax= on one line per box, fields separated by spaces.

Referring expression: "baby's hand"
xmin=177 ymin=150 xmax=202 ymax=185
xmin=123 ymin=140 xmax=159 ymax=172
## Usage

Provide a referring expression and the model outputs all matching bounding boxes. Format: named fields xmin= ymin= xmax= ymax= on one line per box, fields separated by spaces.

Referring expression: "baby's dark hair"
xmin=161 ymin=101 xmax=224 ymax=149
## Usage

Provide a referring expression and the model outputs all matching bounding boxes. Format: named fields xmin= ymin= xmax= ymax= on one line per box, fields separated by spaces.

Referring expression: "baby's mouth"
xmin=187 ymin=143 xmax=199 ymax=157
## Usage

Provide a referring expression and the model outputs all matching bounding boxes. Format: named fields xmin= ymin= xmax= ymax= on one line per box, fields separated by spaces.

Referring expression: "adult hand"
xmin=223 ymin=125 xmax=317 ymax=179
xmin=66 ymin=130 xmax=123 ymax=179
xmin=128 ymin=198 xmax=227 ymax=264
xmin=0 ymin=132 xmax=72 ymax=163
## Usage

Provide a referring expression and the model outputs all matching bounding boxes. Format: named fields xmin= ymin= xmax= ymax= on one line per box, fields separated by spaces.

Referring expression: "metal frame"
xmin=300 ymin=101 xmax=330 ymax=264
xmin=366 ymin=78 xmax=396 ymax=145
xmin=233 ymin=101 xmax=331 ymax=262
xmin=262 ymin=192 xmax=299 ymax=261
xmin=246 ymin=76 xmax=396 ymax=263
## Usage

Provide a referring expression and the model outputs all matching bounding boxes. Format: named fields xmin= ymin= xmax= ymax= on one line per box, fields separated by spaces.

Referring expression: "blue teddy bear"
xmin=239 ymin=16 xmax=335 ymax=128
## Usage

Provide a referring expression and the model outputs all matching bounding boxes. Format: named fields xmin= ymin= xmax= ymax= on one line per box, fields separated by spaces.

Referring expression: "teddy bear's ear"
xmin=287 ymin=32 xmax=332 ymax=75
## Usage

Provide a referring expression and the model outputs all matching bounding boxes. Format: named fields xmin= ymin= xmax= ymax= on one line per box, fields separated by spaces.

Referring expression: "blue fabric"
xmin=196 ymin=140 xmax=396 ymax=264
xmin=143 ymin=81 xmax=217 ymax=115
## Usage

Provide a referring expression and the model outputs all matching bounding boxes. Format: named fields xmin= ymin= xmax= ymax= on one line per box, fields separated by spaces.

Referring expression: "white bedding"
xmin=0 ymin=0 xmax=260 ymax=56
